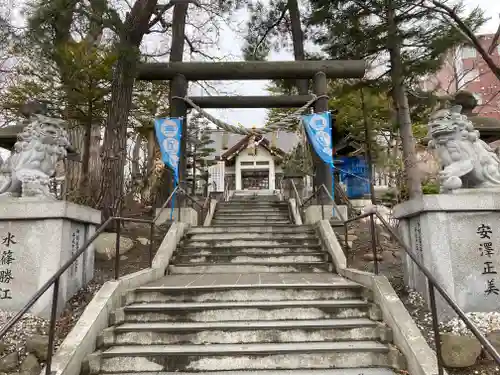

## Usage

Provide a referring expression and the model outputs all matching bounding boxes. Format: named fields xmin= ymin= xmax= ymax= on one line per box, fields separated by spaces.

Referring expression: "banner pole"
xmin=330 ymin=111 xmax=335 ymax=217
xmin=170 ymin=181 xmax=176 ymax=221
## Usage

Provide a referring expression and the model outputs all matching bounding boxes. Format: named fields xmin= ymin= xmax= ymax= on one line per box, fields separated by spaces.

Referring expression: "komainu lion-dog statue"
xmin=0 ymin=113 xmax=71 ymax=199
xmin=428 ymin=105 xmax=500 ymax=192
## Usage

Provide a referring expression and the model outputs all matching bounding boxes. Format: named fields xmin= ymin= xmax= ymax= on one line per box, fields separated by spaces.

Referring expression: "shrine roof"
xmin=207 ymin=129 xmax=298 ymax=160
xmin=220 ymin=133 xmax=286 ymax=161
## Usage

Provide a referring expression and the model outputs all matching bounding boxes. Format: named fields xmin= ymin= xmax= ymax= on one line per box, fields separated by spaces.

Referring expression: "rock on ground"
xmin=20 ymin=353 xmax=41 ymax=375
xmin=94 ymin=233 xmax=134 ymax=260
xmin=441 ymin=332 xmax=482 ymax=368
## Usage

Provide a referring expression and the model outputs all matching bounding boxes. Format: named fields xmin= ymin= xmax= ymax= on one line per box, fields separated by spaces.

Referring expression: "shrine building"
xmin=205 ymin=129 xmax=299 ymax=193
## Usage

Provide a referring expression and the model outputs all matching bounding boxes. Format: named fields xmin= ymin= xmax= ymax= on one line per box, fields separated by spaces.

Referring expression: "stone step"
xmin=83 ymin=369 xmax=400 ymax=375
xmin=173 ymin=253 xmax=328 ymax=263
xmin=112 ymin=299 xmax=377 ymax=324
xmin=182 ymin=239 xmax=320 ymax=248
xmin=231 ymin=194 xmax=279 ymax=198
xmin=185 ymin=232 xmax=316 ymax=241
xmin=99 ymin=318 xmax=389 ymax=347
xmin=227 ymin=201 xmax=283 ymax=204
xmin=215 ymin=209 xmax=289 ymax=214
xmin=188 ymin=226 xmax=314 ymax=234
xmin=127 ymin=282 xmax=364 ymax=303
xmin=210 ymin=223 xmax=296 ymax=228
xmin=217 ymin=206 xmax=289 ymax=211
xmin=88 ymin=341 xmax=401 ymax=373
xmin=212 ymin=219 xmax=291 ymax=225
xmin=218 ymin=204 xmax=288 ymax=209
xmin=178 ymin=246 xmax=323 ymax=255
xmin=213 ymin=212 xmax=288 ymax=216
xmin=213 ymin=215 xmax=290 ymax=221
xmin=168 ymin=262 xmax=332 ymax=274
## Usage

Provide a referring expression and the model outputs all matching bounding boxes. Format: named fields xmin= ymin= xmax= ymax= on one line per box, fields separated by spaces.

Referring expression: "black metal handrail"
xmin=343 ymin=210 xmax=500 ymax=373
xmin=0 ymin=185 xmax=206 ymax=375
xmin=300 ymin=183 xmax=347 ymax=222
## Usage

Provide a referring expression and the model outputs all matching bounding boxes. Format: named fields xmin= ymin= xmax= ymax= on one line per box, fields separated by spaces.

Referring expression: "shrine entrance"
xmin=137 ymin=59 xmax=366 ymax=201
xmin=242 ymin=170 xmax=270 ymax=190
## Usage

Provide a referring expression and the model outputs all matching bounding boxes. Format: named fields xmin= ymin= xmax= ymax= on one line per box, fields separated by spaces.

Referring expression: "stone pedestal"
xmin=393 ymin=189 xmax=500 ymax=320
xmin=0 ymin=199 xmax=100 ymax=318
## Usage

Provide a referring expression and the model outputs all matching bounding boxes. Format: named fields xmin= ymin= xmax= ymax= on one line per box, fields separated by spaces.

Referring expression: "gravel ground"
xmin=0 ymin=220 xmax=169 ymax=365
xmin=345 ymin=219 xmax=500 ymax=375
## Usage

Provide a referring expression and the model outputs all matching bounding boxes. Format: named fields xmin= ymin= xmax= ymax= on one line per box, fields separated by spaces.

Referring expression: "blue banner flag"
xmin=154 ymin=117 xmax=183 ymax=183
xmin=301 ymin=112 xmax=333 ymax=165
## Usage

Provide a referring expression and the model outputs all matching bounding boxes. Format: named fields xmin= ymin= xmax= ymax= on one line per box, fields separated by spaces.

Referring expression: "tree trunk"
xmin=191 ymin=130 xmax=197 ymax=196
xmin=80 ymin=96 xmax=94 ymax=200
xmin=66 ymin=124 xmax=84 ymax=194
xmin=153 ymin=2 xmax=189 ymax=206
xmin=386 ymin=0 xmax=422 ymax=199
xmin=99 ymin=50 xmax=136 ymax=221
xmin=288 ymin=0 xmax=332 ymax=194
xmin=287 ymin=0 xmax=308 ymax=95
xmin=98 ymin=0 xmax=160 ymax=222
xmin=132 ymin=134 xmax=141 ymax=181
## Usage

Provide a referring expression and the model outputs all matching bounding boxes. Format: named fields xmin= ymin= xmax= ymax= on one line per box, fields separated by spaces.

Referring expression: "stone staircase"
xmin=211 ymin=193 xmax=291 ymax=227
xmin=84 ymin=192 xmax=407 ymax=375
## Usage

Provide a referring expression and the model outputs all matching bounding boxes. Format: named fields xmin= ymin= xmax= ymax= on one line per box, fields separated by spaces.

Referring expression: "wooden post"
xmin=153 ymin=1 xmax=189 ymax=208
xmin=186 ymin=95 xmax=315 ymax=108
xmin=170 ymin=74 xmax=188 ymax=183
xmin=138 ymin=60 xmax=366 ymax=81
xmin=313 ymin=71 xmax=332 ymax=203
xmin=361 ymin=88 xmax=377 ymax=204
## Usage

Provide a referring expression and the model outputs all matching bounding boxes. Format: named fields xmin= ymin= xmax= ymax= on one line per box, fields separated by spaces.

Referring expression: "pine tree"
xmin=305 ymin=0 xmax=485 ymax=198
xmin=186 ymin=113 xmax=216 ymax=195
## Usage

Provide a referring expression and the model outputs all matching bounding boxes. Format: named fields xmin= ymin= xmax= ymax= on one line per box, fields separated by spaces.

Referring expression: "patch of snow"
xmin=441 ymin=312 xmax=500 ymax=336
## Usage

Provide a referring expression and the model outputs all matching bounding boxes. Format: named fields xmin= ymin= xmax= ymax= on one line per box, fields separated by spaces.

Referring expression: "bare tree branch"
xmin=252 ymin=5 xmax=288 ymax=58
xmin=488 ymin=15 xmax=500 ymax=54
xmin=424 ymin=0 xmax=500 ymax=81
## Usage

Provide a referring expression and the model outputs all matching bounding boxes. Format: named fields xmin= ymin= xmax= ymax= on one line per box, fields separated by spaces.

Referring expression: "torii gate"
xmin=137 ymin=59 xmax=366 ymax=199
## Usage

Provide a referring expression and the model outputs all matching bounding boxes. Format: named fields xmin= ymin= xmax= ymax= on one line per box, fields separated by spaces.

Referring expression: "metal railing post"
xmin=428 ymin=281 xmax=445 ymax=375
xmin=114 ymin=220 xmax=121 ymax=280
xmin=321 ymin=189 xmax=325 ymax=220
xmin=369 ymin=213 xmax=379 ymax=275
xmin=178 ymin=193 xmax=181 ymax=223
xmin=344 ymin=222 xmax=349 ymax=257
xmin=45 ymin=276 xmax=60 ymax=375
xmin=149 ymin=222 xmax=154 ymax=267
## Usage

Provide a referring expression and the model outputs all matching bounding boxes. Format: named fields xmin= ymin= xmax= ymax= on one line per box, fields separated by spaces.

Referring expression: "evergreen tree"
xmin=186 ymin=112 xmax=216 ymax=195
xmin=306 ymin=0 xmax=484 ymax=87
xmin=257 ymin=0 xmax=484 ymax=199
xmin=307 ymin=0 xmax=483 ymax=198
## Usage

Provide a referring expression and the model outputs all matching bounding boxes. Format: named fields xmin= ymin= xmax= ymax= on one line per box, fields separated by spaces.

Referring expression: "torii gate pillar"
xmin=313 ymin=71 xmax=332 ymax=201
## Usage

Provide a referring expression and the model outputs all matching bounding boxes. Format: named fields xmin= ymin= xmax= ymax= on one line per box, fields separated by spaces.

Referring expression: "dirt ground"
xmin=343 ymin=220 xmax=500 ymax=375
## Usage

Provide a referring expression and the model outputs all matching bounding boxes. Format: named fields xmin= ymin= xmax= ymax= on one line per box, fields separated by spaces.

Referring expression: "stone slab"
xmin=0 ymin=199 xmax=101 ymax=224
xmin=155 ymin=207 xmax=198 ymax=226
xmin=0 ymin=199 xmax=100 ymax=318
xmin=144 ymin=272 xmax=348 ymax=288
xmin=394 ymin=192 xmax=500 ymax=319
xmin=103 ymin=370 xmax=399 ymax=375
xmin=304 ymin=205 xmax=347 ymax=224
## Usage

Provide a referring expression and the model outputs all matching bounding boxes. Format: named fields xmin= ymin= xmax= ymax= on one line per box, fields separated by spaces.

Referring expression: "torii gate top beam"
xmin=137 ymin=60 xmax=366 ymax=81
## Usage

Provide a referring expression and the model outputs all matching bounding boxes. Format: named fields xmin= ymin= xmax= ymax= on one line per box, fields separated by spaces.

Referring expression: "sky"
xmin=203 ymin=0 xmax=500 ymax=129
